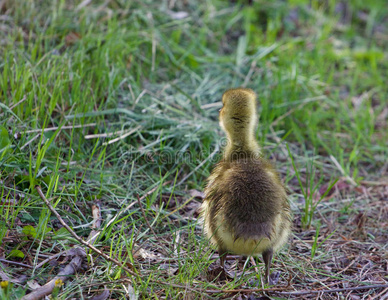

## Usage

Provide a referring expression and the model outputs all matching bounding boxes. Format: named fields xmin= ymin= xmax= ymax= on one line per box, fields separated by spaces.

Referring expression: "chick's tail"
xmin=234 ymin=221 xmax=273 ymax=241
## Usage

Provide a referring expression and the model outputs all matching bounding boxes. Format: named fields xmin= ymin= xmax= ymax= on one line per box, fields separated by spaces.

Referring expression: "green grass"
xmin=1 ymin=0 xmax=387 ymax=298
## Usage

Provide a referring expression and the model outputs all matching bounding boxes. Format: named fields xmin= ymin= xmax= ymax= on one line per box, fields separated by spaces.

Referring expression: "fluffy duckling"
xmin=201 ymin=88 xmax=292 ymax=283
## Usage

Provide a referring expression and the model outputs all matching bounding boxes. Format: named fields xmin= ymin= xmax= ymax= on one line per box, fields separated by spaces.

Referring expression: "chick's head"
xmin=219 ymin=88 xmax=258 ymax=135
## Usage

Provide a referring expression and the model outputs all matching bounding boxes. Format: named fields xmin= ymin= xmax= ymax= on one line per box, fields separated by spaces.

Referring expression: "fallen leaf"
xmin=159 ymin=263 xmax=179 ymax=276
xmin=26 ymin=280 xmax=41 ymax=290
xmin=65 ymin=32 xmax=81 ymax=46
xmin=353 ymin=212 xmax=367 ymax=231
xmin=88 ymin=289 xmax=110 ymax=300
xmin=133 ymin=248 xmax=159 ymax=261
xmin=206 ymin=262 xmax=233 ymax=282
xmin=188 ymin=189 xmax=205 ymax=199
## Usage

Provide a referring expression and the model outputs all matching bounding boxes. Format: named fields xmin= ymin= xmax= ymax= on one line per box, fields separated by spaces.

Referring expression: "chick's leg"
xmin=216 ymin=248 xmax=232 ymax=280
xmin=262 ymin=248 xmax=273 ymax=283
xmin=218 ymin=248 xmax=227 ymax=269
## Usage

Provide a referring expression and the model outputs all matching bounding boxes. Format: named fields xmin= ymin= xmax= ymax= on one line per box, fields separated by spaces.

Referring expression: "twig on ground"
xmin=275 ymin=283 xmax=388 ymax=296
xmin=24 ymin=123 xmax=96 ymax=134
xmin=34 ymin=250 xmax=69 ymax=270
xmin=35 ymin=204 xmax=102 ymax=272
xmin=22 ymin=255 xmax=85 ymax=300
xmin=372 ymin=287 xmax=388 ymax=300
xmin=0 ymin=258 xmax=33 ymax=269
xmin=23 ymin=193 xmax=108 ymax=300
xmin=249 ymin=256 xmax=259 ymax=274
xmin=359 ymin=180 xmax=388 ymax=186
xmin=205 ymin=286 xmax=293 ymax=293
xmin=34 ymin=186 xmax=139 ymax=278
xmin=102 ymin=125 xmax=141 ymax=145
xmin=335 ymin=255 xmax=360 ymax=276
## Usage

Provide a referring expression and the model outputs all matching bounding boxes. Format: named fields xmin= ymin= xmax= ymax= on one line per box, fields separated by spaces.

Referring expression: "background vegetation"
xmin=0 ymin=0 xmax=387 ymax=298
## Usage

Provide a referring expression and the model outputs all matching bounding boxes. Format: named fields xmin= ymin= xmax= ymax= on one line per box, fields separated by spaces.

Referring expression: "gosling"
xmin=201 ymin=88 xmax=292 ymax=283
